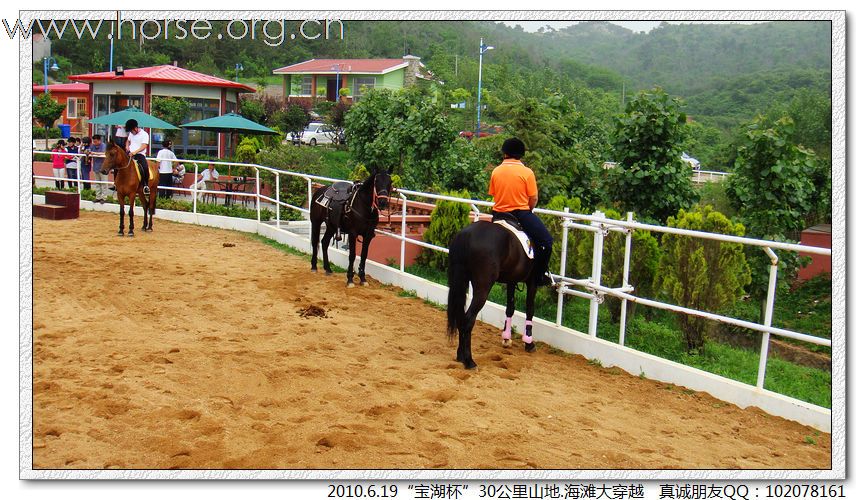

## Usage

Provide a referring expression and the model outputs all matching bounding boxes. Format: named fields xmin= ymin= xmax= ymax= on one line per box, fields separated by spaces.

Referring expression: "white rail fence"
xmin=32 ymin=150 xmax=831 ymax=410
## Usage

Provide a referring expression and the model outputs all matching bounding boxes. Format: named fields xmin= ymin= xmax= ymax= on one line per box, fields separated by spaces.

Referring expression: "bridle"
xmin=103 ymin=146 xmax=134 ymax=175
xmin=372 ymin=172 xmax=392 ymax=212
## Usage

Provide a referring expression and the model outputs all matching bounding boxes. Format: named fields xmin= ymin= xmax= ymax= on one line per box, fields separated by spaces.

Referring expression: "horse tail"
xmin=447 ymin=229 xmax=470 ymax=340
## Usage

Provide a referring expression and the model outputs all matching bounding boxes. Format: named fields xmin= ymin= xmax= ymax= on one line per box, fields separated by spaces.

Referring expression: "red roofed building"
xmin=273 ymin=55 xmax=432 ymax=103
xmin=32 ymin=83 xmax=90 ymax=135
xmin=69 ymin=64 xmax=256 ymax=157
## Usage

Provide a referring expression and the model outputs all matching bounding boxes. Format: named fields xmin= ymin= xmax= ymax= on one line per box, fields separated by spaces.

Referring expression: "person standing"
xmin=156 ymin=140 xmax=177 ymax=198
xmin=488 ymin=137 xmax=556 ymax=286
xmin=79 ymin=136 xmax=92 ymax=190
xmin=51 ymin=140 xmax=68 ymax=189
xmin=65 ymin=137 xmax=80 ymax=188
xmin=125 ymin=119 xmax=151 ymax=195
xmin=89 ymin=135 xmax=108 ymax=203
xmin=114 ymin=124 xmax=128 ymax=149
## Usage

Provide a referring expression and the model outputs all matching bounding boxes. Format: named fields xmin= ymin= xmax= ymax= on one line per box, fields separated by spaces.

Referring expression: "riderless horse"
xmin=309 ymin=168 xmax=393 ymax=287
xmin=447 ymin=216 xmax=541 ymax=369
xmin=100 ymin=142 xmax=158 ymax=236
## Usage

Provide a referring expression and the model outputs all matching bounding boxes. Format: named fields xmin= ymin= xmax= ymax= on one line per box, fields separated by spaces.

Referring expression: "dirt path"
xmin=32 ymin=212 xmax=830 ymax=469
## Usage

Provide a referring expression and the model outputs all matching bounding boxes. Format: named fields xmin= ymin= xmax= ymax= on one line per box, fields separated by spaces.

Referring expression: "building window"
xmin=179 ymin=97 xmax=220 ymax=157
xmin=92 ymin=94 xmax=143 ymax=138
xmin=352 ymin=77 xmax=376 ymax=100
xmin=66 ymin=97 xmax=86 ymax=119
xmin=301 ymin=75 xmax=313 ymax=96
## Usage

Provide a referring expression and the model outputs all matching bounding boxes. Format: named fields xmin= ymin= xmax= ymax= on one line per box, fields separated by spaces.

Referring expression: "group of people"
xmin=49 ymin=135 xmax=109 ymax=202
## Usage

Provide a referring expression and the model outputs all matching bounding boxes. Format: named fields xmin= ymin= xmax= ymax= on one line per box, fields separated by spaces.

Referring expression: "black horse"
xmin=447 ymin=220 xmax=539 ymax=369
xmin=309 ymin=168 xmax=392 ymax=287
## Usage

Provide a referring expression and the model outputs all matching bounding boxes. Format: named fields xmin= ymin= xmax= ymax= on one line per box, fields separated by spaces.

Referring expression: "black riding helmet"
xmin=501 ymin=137 xmax=526 ymax=160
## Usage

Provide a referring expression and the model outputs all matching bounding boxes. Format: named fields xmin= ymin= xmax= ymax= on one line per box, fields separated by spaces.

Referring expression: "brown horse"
xmin=100 ymin=142 xmax=158 ymax=236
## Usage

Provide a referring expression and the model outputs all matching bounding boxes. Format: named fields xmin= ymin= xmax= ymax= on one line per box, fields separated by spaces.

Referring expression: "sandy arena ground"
xmin=32 ymin=211 xmax=831 ymax=469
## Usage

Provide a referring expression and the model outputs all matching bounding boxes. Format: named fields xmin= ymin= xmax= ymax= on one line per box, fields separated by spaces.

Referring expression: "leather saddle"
xmin=317 ymin=181 xmax=356 ymax=210
xmin=491 ymin=211 xmax=525 ymax=232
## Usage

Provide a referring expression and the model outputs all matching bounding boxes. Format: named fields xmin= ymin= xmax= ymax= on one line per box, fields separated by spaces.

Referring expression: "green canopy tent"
xmin=180 ymin=113 xmax=278 ymax=167
xmin=89 ymin=106 xmax=179 ymax=130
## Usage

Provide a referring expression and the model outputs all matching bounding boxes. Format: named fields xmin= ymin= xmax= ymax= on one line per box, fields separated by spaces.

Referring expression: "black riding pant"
xmin=133 ymin=154 xmax=149 ymax=187
xmin=493 ymin=209 xmax=554 ymax=285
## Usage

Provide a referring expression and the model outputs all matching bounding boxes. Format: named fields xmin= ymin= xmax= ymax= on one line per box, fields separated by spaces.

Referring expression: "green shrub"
xmin=656 ymin=205 xmax=752 ymax=352
xmin=416 ymin=190 xmax=471 ymax=271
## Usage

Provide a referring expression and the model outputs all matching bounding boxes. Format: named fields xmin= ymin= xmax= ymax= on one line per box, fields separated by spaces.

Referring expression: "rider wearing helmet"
xmin=125 ymin=119 xmax=151 ymax=195
xmin=488 ymin=137 xmax=556 ymax=286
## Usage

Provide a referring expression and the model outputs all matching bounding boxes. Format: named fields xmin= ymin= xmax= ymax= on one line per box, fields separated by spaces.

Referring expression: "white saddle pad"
xmin=493 ymin=220 xmax=534 ymax=259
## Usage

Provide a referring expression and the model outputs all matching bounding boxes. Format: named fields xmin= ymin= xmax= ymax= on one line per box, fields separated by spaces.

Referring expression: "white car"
xmin=292 ymin=122 xmax=341 ymax=146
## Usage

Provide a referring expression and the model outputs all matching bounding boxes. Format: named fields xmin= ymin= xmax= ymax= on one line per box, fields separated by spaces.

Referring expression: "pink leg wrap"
xmin=524 ymin=320 xmax=534 ymax=343
xmin=502 ymin=317 xmax=512 ymax=340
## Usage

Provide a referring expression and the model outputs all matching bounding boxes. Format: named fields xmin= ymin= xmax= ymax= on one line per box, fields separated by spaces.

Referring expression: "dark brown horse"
xmin=100 ymin=142 xmax=158 ymax=236
xmin=309 ymin=168 xmax=392 ymax=287
xmin=447 ymin=221 xmax=539 ymax=369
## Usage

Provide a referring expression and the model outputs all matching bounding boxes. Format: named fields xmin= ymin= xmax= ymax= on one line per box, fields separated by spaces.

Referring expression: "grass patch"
xmin=397 ymin=289 xmax=417 ymax=298
xmin=319 ymin=149 xmax=353 ymax=180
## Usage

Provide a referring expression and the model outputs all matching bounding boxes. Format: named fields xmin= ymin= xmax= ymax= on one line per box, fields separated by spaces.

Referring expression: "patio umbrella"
xmin=89 ymin=106 xmax=179 ymax=130
xmin=180 ymin=112 xmax=278 ymax=167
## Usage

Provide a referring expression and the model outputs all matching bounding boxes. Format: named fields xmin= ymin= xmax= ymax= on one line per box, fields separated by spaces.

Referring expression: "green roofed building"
xmin=272 ymin=55 xmax=432 ymax=103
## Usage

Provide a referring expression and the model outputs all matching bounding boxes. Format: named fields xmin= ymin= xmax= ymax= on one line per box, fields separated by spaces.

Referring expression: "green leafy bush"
xmin=656 ymin=205 xmax=751 ymax=351
xmin=416 ymin=191 xmax=471 ymax=271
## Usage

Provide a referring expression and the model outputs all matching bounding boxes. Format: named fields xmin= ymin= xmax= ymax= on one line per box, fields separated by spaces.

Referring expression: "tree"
xmin=271 ymin=104 xmax=309 ymax=138
xmin=149 ymin=97 xmax=190 ymax=141
xmin=605 ymin=87 xmax=698 ymax=223
xmin=238 ymin=97 xmax=265 ymax=124
xmin=33 ymin=93 xmax=65 ymax=142
xmin=494 ymin=92 xmax=609 ymax=206
xmin=656 ymin=205 xmax=751 ymax=352
xmin=726 ymin=115 xmax=817 ymax=241
xmin=344 ymin=87 xmax=457 ymax=190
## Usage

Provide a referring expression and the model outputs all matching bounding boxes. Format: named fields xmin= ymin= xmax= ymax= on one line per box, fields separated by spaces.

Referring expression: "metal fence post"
xmin=757 ymin=247 xmax=779 ymax=389
xmin=588 ymin=210 xmax=606 ymax=337
xmin=400 ymin=193 xmax=408 ymax=273
xmin=556 ymin=207 xmax=570 ymax=327
xmin=619 ymin=212 xmax=634 ymax=345
xmin=255 ymin=168 xmax=261 ymax=223
xmin=276 ymin=174 xmax=281 ymax=227
xmin=76 ymin=159 xmax=82 ymax=194
xmin=192 ymin=164 xmax=199 ymax=214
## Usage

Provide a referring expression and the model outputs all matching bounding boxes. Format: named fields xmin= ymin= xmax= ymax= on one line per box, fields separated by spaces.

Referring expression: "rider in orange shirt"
xmin=488 ymin=138 xmax=556 ymax=286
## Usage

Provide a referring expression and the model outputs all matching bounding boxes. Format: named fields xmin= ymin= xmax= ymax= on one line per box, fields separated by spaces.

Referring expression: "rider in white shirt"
xmin=125 ymin=119 xmax=151 ymax=195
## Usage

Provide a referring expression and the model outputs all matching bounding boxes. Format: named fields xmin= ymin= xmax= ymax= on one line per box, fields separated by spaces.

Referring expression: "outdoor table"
xmin=217 ymin=178 xmax=255 ymax=207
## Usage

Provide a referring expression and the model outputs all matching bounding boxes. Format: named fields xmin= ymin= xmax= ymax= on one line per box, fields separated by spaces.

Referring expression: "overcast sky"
xmin=502 ymin=20 xmax=766 ymax=34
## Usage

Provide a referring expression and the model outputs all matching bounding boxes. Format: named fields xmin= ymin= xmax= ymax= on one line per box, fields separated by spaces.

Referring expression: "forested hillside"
xmin=43 ymin=19 xmax=831 ymax=169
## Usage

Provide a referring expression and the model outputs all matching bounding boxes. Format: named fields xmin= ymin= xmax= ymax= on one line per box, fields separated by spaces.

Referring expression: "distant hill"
xmin=45 ymin=19 xmax=830 ymax=137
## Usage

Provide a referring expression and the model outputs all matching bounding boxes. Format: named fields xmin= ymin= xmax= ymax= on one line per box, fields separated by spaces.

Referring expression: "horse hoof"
xmin=361 ymin=282 xmax=369 ymax=287
xmin=463 ymin=360 xmax=477 ymax=370
xmin=347 ymin=283 xmax=355 ymax=288
xmin=311 ymin=268 xmax=318 ymax=273
xmin=525 ymin=343 xmax=536 ymax=353
xmin=325 ymin=271 xmax=332 ymax=276
xmin=502 ymin=339 xmax=512 ymax=348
